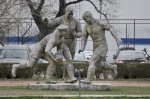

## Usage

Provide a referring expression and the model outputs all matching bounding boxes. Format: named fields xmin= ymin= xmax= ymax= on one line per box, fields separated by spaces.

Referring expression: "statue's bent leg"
xmin=81 ymin=66 xmax=95 ymax=84
xmin=81 ymin=54 xmax=100 ymax=84
xmin=45 ymin=55 xmax=57 ymax=84
xmin=45 ymin=64 xmax=57 ymax=84
xmin=12 ymin=43 xmax=43 ymax=78
xmin=95 ymin=58 xmax=105 ymax=79
xmin=62 ymin=63 xmax=69 ymax=81
xmin=63 ymin=50 xmax=75 ymax=81
xmin=62 ymin=40 xmax=75 ymax=80
xmin=63 ymin=45 xmax=77 ymax=83
xmin=68 ymin=39 xmax=76 ymax=59
xmin=11 ymin=57 xmax=36 ymax=78
xmin=65 ymin=63 xmax=77 ymax=83
xmin=103 ymin=62 xmax=117 ymax=78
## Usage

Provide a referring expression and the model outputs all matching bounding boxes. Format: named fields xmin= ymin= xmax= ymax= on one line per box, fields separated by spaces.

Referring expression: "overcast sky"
xmin=76 ymin=0 xmax=150 ymax=19
xmin=117 ymin=0 xmax=150 ymax=19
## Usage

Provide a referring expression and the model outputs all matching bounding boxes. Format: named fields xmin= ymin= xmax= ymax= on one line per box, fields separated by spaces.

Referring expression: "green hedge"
xmin=0 ymin=62 xmax=150 ymax=79
xmin=117 ymin=63 xmax=150 ymax=79
xmin=0 ymin=63 xmax=12 ymax=78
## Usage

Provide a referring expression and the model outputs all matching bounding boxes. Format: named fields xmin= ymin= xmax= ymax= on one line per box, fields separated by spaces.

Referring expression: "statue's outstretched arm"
xmin=99 ymin=21 xmax=122 ymax=46
xmin=79 ymin=26 xmax=88 ymax=53
xmin=45 ymin=39 xmax=59 ymax=62
xmin=47 ymin=17 xmax=62 ymax=28
xmin=109 ymin=27 xmax=123 ymax=47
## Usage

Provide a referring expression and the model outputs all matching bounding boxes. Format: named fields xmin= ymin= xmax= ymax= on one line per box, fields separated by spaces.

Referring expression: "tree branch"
xmin=85 ymin=0 xmax=109 ymax=23
xmin=56 ymin=0 xmax=67 ymax=17
xmin=25 ymin=0 xmax=43 ymax=32
xmin=25 ymin=0 xmax=35 ymax=12
xmin=66 ymin=0 xmax=84 ymax=6
xmin=66 ymin=0 xmax=109 ymax=23
xmin=36 ymin=0 xmax=45 ymax=12
xmin=0 ymin=0 xmax=5 ymax=5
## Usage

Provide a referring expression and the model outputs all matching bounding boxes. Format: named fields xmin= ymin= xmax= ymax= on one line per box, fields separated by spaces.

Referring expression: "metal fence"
xmin=78 ymin=19 xmax=150 ymax=51
xmin=1 ymin=18 xmax=150 ymax=62
xmin=1 ymin=18 xmax=150 ymax=46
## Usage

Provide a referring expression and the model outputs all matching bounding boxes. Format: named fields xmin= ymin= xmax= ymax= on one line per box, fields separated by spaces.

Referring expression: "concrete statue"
xmin=11 ymin=24 xmax=77 ymax=83
xmin=47 ymin=6 xmax=82 ymax=58
xmin=46 ymin=6 xmax=82 ymax=82
xmin=12 ymin=6 xmax=82 ymax=84
xmin=79 ymin=11 xmax=122 ymax=84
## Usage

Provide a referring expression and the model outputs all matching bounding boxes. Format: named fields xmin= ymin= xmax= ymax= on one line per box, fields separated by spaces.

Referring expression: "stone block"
xmin=29 ymin=83 xmax=111 ymax=91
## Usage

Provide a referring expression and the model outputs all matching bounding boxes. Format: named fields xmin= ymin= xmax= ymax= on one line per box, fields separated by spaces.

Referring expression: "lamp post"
xmin=99 ymin=0 xmax=103 ymax=19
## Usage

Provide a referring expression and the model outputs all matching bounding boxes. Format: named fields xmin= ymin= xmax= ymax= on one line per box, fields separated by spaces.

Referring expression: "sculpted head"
xmin=65 ymin=6 xmax=74 ymax=20
xmin=57 ymin=24 xmax=69 ymax=36
xmin=82 ymin=11 xmax=93 ymax=24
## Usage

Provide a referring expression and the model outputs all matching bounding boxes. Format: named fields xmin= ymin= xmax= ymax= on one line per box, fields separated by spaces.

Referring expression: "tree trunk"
xmin=56 ymin=0 xmax=67 ymax=17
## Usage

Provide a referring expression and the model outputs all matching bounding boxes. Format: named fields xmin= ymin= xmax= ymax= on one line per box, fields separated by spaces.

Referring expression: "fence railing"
xmin=1 ymin=18 xmax=150 ymax=46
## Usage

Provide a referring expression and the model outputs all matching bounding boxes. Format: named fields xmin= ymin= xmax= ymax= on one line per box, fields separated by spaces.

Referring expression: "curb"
xmin=0 ymin=95 xmax=150 ymax=98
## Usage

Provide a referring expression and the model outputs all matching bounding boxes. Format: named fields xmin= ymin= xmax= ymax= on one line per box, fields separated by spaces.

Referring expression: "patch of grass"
xmin=111 ymin=87 xmax=150 ymax=95
xmin=1 ymin=96 xmax=150 ymax=99
xmin=0 ymin=86 xmax=26 ymax=90
xmin=0 ymin=86 xmax=150 ymax=96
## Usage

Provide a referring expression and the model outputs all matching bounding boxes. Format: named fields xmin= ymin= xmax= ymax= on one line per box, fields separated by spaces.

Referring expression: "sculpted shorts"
xmin=30 ymin=43 xmax=45 ymax=59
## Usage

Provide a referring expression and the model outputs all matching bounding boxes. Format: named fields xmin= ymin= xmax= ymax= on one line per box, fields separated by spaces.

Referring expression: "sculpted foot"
xmin=45 ymin=80 xmax=57 ymax=84
xmin=11 ymin=64 xmax=18 ymax=78
xmin=81 ymin=79 xmax=92 ymax=84
xmin=112 ymin=64 xmax=118 ymax=78
xmin=65 ymin=78 xmax=77 ymax=83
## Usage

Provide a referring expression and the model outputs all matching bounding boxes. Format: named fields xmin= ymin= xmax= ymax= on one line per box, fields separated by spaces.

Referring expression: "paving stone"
xmin=29 ymin=83 xmax=111 ymax=91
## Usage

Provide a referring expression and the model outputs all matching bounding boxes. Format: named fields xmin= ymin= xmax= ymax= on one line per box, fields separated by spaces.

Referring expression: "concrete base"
xmin=29 ymin=83 xmax=111 ymax=91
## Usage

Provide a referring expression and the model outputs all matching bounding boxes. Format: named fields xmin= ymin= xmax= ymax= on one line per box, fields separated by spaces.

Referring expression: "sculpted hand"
xmin=117 ymin=38 xmax=123 ymax=47
xmin=73 ymin=33 xmax=80 ymax=38
xmin=73 ymin=33 xmax=77 ymax=37
xmin=54 ymin=50 xmax=63 ymax=62
xmin=53 ymin=58 xmax=60 ymax=63
xmin=73 ymin=32 xmax=82 ymax=38
xmin=78 ymin=49 xmax=84 ymax=54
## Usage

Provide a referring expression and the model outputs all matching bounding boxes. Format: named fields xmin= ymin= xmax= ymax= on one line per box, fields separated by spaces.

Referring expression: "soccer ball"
xmin=54 ymin=51 xmax=63 ymax=61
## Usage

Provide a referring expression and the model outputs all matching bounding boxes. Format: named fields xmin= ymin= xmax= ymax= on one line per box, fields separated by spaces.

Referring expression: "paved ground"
xmin=0 ymin=79 xmax=150 ymax=87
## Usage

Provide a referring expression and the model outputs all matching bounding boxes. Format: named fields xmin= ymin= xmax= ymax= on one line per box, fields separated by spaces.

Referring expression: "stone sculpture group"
xmin=11 ymin=6 xmax=122 ymax=84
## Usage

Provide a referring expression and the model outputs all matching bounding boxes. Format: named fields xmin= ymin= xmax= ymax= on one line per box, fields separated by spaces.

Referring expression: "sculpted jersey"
xmin=83 ymin=20 xmax=111 ymax=57
xmin=48 ymin=16 xmax=82 ymax=57
xmin=48 ymin=16 xmax=82 ymax=39
xmin=40 ymin=32 xmax=55 ymax=46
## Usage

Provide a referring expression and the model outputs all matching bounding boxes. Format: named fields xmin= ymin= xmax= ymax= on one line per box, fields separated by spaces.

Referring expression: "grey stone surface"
xmin=28 ymin=83 xmax=111 ymax=91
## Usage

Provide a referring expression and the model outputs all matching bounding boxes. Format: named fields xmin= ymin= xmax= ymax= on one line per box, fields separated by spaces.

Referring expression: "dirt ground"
xmin=0 ymin=79 xmax=150 ymax=87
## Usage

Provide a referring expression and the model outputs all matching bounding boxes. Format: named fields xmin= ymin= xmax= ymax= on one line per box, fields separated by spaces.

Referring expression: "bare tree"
xmin=0 ymin=0 xmax=117 ymax=45
xmin=0 ymin=0 xmax=14 ymax=46
xmin=24 ymin=0 xmax=117 ymax=37
xmin=0 ymin=0 xmax=34 ymax=45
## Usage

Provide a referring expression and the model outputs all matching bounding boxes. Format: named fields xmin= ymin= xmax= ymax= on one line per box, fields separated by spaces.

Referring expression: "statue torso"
xmin=85 ymin=21 xmax=108 ymax=52
xmin=86 ymin=23 xmax=106 ymax=42
xmin=62 ymin=16 xmax=78 ymax=39
xmin=40 ymin=30 xmax=61 ymax=47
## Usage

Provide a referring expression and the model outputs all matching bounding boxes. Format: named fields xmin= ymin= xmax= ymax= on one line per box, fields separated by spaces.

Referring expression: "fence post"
xmin=134 ymin=19 xmax=136 ymax=47
xmin=125 ymin=23 xmax=128 ymax=49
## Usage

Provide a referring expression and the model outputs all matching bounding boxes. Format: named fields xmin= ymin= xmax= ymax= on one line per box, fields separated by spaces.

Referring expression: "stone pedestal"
xmin=29 ymin=83 xmax=111 ymax=91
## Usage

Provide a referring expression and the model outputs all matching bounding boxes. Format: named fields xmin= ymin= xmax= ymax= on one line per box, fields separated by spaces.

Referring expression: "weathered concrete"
xmin=28 ymin=83 xmax=111 ymax=91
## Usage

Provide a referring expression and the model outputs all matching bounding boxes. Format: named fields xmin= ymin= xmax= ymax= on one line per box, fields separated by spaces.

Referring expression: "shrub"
xmin=117 ymin=63 xmax=150 ymax=79
xmin=0 ymin=62 xmax=150 ymax=79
